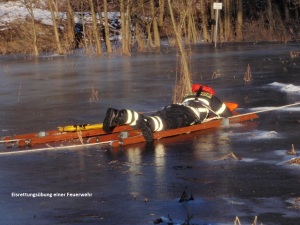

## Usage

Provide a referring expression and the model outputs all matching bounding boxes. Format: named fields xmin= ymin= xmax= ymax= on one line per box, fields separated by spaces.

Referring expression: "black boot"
xmin=103 ymin=108 xmax=119 ymax=132
xmin=136 ymin=118 xmax=154 ymax=142
xmin=114 ymin=109 xmax=127 ymax=124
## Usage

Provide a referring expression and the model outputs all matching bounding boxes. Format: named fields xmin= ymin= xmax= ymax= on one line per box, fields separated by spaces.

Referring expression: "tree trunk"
xmin=267 ymin=0 xmax=274 ymax=35
xmin=199 ymin=0 xmax=210 ymax=42
xmin=48 ymin=0 xmax=63 ymax=54
xmin=146 ymin=23 xmax=155 ymax=47
xmin=124 ymin=0 xmax=132 ymax=55
xmin=104 ymin=0 xmax=113 ymax=53
xmin=294 ymin=2 xmax=299 ymax=21
xmin=89 ymin=0 xmax=102 ymax=55
xmin=131 ymin=2 xmax=146 ymax=51
xmin=187 ymin=15 xmax=191 ymax=43
xmin=236 ymin=0 xmax=243 ymax=41
xmin=96 ymin=1 xmax=104 ymax=46
xmin=218 ymin=5 xmax=224 ymax=42
xmin=120 ymin=0 xmax=128 ymax=54
xmin=283 ymin=0 xmax=290 ymax=21
xmin=150 ymin=0 xmax=160 ymax=48
xmin=167 ymin=0 xmax=192 ymax=103
xmin=31 ymin=13 xmax=39 ymax=56
xmin=22 ymin=0 xmax=39 ymax=55
xmin=210 ymin=1 xmax=215 ymax=43
xmin=158 ymin=0 xmax=165 ymax=27
xmin=66 ymin=0 xmax=75 ymax=49
xmin=188 ymin=13 xmax=198 ymax=44
xmin=224 ymin=0 xmax=232 ymax=41
xmin=81 ymin=2 xmax=89 ymax=54
xmin=135 ymin=23 xmax=146 ymax=52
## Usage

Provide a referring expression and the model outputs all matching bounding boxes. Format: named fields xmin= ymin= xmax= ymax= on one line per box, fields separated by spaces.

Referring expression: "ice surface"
xmin=1 ymin=43 xmax=300 ymax=225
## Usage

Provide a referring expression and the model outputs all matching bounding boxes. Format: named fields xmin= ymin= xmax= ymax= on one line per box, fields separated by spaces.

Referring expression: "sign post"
xmin=213 ymin=2 xmax=222 ymax=48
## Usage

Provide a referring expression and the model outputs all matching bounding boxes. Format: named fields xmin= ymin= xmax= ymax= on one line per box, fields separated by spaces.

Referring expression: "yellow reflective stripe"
xmin=216 ymin=103 xmax=226 ymax=115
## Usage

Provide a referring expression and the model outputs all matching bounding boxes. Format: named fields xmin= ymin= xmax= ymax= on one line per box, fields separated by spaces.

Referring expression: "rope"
xmin=77 ymin=130 xmax=84 ymax=145
xmin=0 ymin=141 xmax=113 ymax=156
xmin=230 ymin=102 xmax=300 ymax=118
xmin=200 ymin=103 xmax=222 ymax=118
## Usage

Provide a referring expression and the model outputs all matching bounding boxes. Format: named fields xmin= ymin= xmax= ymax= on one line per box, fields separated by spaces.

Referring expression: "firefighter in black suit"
xmin=103 ymin=84 xmax=232 ymax=142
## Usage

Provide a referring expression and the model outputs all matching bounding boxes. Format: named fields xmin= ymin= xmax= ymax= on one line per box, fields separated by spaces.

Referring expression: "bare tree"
xmin=266 ymin=0 xmax=274 ymax=35
xmin=104 ymin=0 xmax=112 ymax=53
xmin=283 ymin=0 xmax=290 ymax=21
xmin=80 ymin=1 xmax=89 ymax=53
xmin=223 ymin=0 xmax=232 ymax=41
xmin=199 ymin=0 xmax=210 ymax=42
xmin=158 ymin=0 xmax=165 ymax=27
xmin=89 ymin=0 xmax=102 ymax=55
xmin=150 ymin=0 xmax=160 ymax=48
xmin=48 ymin=0 xmax=64 ymax=54
xmin=186 ymin=1 xmax=198 ymax=44
xmin=20 ymin=0 xmax=39 ymax=55
xmin=168 ymin=0 xmax=192 ymax=102
xmin=120 ymin=0 xmax=131 ymax=55
xmin=236 ymin=0 xmax=243 ymax=41
xmin=66 ymin=0 xmax=75 ymax=49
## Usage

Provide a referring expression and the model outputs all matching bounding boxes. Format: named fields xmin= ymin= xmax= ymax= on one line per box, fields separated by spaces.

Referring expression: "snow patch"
xmin=0 ymin=2 xmax=121 ymax=29
xmin=0 ymin=2 xmax=53 ymax=27
xmin=226 ymin=130 xmax=281 ymax=140
xmin=268 ymin=82 xmax=300 ymax=94
xmin=241 ymin=158 xmax=257 ymax=162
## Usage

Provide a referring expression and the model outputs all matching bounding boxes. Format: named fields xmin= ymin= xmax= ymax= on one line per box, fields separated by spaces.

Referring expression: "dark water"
xmin=0 ymin=43 xmax=300 ymax=225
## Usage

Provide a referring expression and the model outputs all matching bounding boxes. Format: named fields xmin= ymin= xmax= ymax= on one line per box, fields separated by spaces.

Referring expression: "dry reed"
xmin=285 ymin=157 xmax=300 ymax=165
xmin=286 ymin=144 xmax=296 ymax=155
xmin=244 ymin=64 xmax=252 ymax=82
xmin=89 ymin=86 xmax=99 ymax=102
xmin=234 ymin=216 xmax=261 ymax=225
xmin=290 ymin=51 xmax=300 ymax=58
xmin=218 ymin=152 xmax=240 ymax=161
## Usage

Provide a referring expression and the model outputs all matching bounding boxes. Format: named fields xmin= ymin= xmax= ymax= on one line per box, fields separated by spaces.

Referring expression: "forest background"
xmin=1 ymin=0 xmax=300 ymax=56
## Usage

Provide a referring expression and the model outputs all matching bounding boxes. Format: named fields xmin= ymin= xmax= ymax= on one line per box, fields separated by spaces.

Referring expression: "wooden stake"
xmin=252 ymin=216 xmax=257 ymax=225
xmin=244 ymin=64 xmax=252 ymax=82
xmin=287 ymin=144 xmax=296 ymax=155
xmin=234 ymin=216 xmax=241 ymax=225
xmin=218 ymin=152 xmax=240 ymax=161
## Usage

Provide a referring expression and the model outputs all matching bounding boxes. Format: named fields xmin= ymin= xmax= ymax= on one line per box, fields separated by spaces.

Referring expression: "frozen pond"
xmin=0 ymin=43 xmax=300 ymax=225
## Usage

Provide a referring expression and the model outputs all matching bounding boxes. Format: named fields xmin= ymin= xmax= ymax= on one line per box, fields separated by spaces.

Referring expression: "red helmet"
xmin=192 ymin=84 xmax=216 ymax=95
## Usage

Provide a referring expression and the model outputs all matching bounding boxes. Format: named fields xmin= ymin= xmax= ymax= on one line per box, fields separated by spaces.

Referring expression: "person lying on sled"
xmin=103 ymin=84 xmax=232 ymax=142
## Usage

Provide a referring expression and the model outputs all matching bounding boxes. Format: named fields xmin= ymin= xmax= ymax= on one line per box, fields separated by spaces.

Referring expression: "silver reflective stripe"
xmin=198 ymin=108 xmax=209 ymax=120
xmin=183 ymin=97 xmax=210 ymax=106
xmin=198 ymin=98 xmax=210 ymax=106
xmin=186 ymin=106 xmax=200 ymax=119
xmin=198 ymin=108 xmax=209 ymax=113
xmin=125 ymin=110 xmax=139 ymax=126
xmin=149 ymin=116 xmax=164 ymax=131
xmin=182 ymin=97 xmax=195 ymax=103
xmin=216 ymin=103 xmax=226 ymax=115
